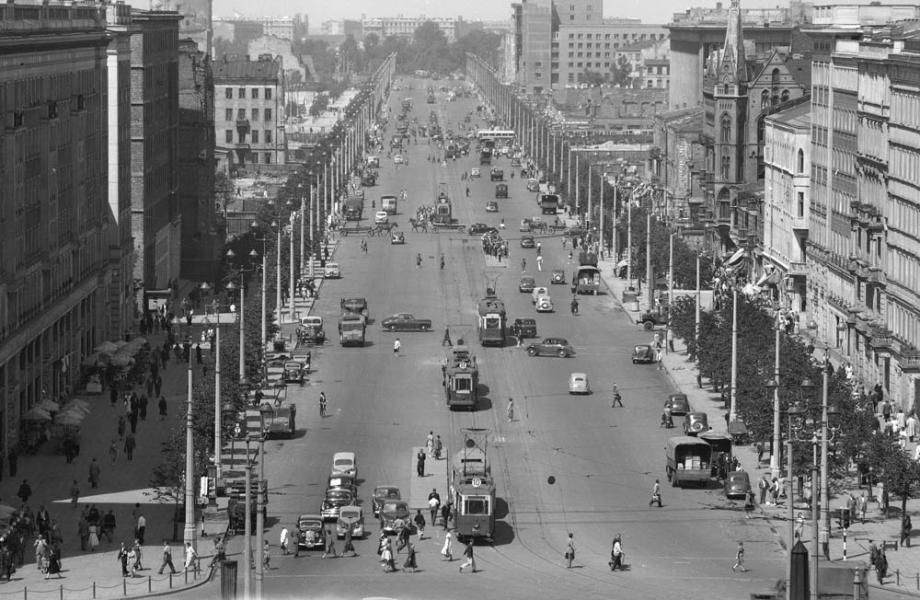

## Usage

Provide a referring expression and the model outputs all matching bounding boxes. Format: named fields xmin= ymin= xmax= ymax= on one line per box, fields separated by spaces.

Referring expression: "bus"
xmin=444 ymin=345 xmax=479 ymax=410
xmin=477 ymin=295 xmax=506 ymax=346
xmin=540 ymin=194 xmax=560 ymax=215
xmin=477 ymin=130 xmax=515 ymax=146
xmin=451 ymin=428 xmax=495 ymax=543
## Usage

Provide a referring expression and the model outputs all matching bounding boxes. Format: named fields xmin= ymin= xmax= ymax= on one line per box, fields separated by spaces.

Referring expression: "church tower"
xmin=712 ymin=0 xmax=748 ymax=212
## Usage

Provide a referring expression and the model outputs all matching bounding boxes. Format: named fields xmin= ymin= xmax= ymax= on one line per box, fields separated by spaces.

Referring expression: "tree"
xmin=610 ymin=55 xmax=632 ymax=87
xmin=864 ymin=432 xmax=920 ymax=517
xmin=578 ymin=69 xmax=606 ymax=87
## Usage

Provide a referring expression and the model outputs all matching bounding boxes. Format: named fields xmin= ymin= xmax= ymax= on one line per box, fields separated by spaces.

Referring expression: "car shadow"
xmin=474 ymin=396 xmax=493 ymax=412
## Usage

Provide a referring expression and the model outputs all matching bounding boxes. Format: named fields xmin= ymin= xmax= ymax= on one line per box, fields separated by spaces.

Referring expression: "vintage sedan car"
xmin=490 ymin=168 xmax=504 ymax=181
xmin=283 ymin=361 xmax=306 ymax=385
xmin=336 ymin=505 xmax=365 ymax=539
xmin=724 ymin=470 xmax=752 ymax=500
xmin=327 ymin=473 xmax=358 ymax=497
xmin=535 ymin=295 xmax=554 ymax=313
xmin=331 ymin=451 xmax=357 ymax=478
xmin=665 ymin=393 xmax=690 ymax=416
xmin=683 ymin=412 xmax=709 ymax=436
xmin=393 ymin=153 xmax=405 ymax=164
xmin=526 ymin=337 xmax=575 ymax=358
xmin=374 ymin=211 xmax=389 ymax=224
xmin=640 ymin=309 xmax=669 ymax=330
xmin=511 ymin=157 xmax=522 ymax=168
xmin=324 ymin=262 xmax=342 ymax=279
xmin=520 ymin=235 xmax=536 ymax=249
xmin=519 ymin=276 xmax=536 ymax=293
xmin=296 ymin=514 xmax=325 ymax=550
xmin=526 ymin=178 xmax=539 ymax=192
xmin=468 ymin=223 xmax=492 ymax=235
xmin=485 ymin=201 xmax=499 ymax=212
xmin=531 ymin=287 xmax=549 ymax=304
xmin=631 ymin=344 xmax=655 ymax=364
xmin=379 ymin=500 xmax=414 ymax=535
xmin=372 ymin=485 xmax=402 ymax=517
xmin=510 ymin=318 xmax=537 ymax=339
xmin=551 ymin=269 xmax=566 ymax=285
xmin=391 ymin=231 xmax=406 ymax=245
xmin=299 ymin=316 xmax=325 ymax=346
xmin=495 ymin=184 xmax=508 ymax=199
xmin=469 ymin=167 xmax=481 ymax=178
xmin=519 ymin=218 xmax=532 ymax=232
xmin=568 ymin=372 xmax=590 ymax=394
xmin=321 ymin=488 xmax=355 ymax=521
xmin=381 ymin=313 xmax=432 ymax=332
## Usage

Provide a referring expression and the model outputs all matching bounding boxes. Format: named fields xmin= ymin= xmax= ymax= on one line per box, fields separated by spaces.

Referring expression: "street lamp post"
xmin=201 ymin=282 xmax=221 ymax=480
xmin=183 ymin=322 xmax=197 ymax=552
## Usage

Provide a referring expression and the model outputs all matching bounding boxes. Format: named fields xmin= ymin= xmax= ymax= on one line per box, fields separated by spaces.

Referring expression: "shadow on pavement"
xmin=491 ymin=520 xmax=515 ymax=546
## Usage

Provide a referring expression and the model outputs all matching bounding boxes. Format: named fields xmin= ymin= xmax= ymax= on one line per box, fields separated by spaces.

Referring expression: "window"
xmin=237 ymin=109 xmax=246 ymax=120
xmin=720 ymin=113 xmax=732 ymax=143
xmin=265 ymin=130 xmax=272 ymax=143
xmin=225 ymin=130 xmax=233 ymax=143
xmin=225 ymin=87 xmax=232 ymax=99
xmin=238 ymin=87 xmax=245 ymax=98
xmin=265 ymin=88 xmax=272 ymax=100
xmin=721 ymin=155 xmax=731 ymax=180
xmin=252 ymin=108 xmax=260 ymax=121
xmin=265 ymin=108 xmax=272 ymax=121
xmin=251 ymin=130 xmax=259 ymax=144
xmin=781 ymin=89 xmax=790 ymax=102
xmin=797 ymin=149 xmax=805 ymax=173
xmin=225 ymin=108 xmax=233 ymax=121
xmin=797 ymin=191 xmax=805 ymax=217
xmin=264 ymin=153 xmax=272 ymax=164
xmin=251 ymin=88 xmax=259 ymax=99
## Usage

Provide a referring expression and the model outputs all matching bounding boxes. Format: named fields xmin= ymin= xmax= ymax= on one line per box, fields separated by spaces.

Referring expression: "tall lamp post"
xmin=200 ymin=282 xmax=221 ymax=480
xmin=183 ymin=307 xmax=197 ymax=551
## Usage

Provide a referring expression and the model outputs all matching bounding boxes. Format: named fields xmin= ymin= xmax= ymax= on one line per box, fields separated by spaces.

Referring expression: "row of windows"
xmin=224 ymin=130 xmax=273 ymax=144
xmin=223 ymin=86 xmax=274 ymax=100
xmin=891 ymin=145 xmax=920 ymax=183
xmin=566 ymin=32 xmax=665 ymax=41
xmin=891 ymin=91 xmax=920 ymax=129
xmin=225 ymin=108 xmax=273 ymax=122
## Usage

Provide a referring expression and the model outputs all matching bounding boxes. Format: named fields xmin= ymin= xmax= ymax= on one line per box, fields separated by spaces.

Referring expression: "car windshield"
xmin=383 ymin=503 xmax=407 ymax=516
xmin=334 ymin=459 xmax=353 ymax=468
xmin=327 ymin=490 xmax=351 ymax=501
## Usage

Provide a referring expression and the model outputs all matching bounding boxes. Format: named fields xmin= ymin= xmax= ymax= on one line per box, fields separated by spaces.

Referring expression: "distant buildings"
xmin=213 ymin=15 xmax=307 ymax=42
xmin=361 ymin=15 xmax=459 ymax=42
xmin=213 ymin=55 xmax=286 ymax=173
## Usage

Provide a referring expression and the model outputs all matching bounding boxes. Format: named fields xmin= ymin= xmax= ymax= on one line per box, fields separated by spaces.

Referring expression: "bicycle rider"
xmin=570 ymin=297 xmax=579 ymax=315
xmin=319 ymin=392 xmax=327 ymax=417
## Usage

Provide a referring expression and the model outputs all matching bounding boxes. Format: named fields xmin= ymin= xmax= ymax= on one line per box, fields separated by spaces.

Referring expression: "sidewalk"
xmin=597 ymin=251 xmax=920 ymax=597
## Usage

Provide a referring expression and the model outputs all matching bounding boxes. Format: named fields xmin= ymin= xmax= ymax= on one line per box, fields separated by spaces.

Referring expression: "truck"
xmin=665 ymin=436 xmax=712 ymax=488
xmin=340 ymin=297 xmax=369 ymax=321
xmin=338 ymin=316 xmax=366 ymax=347
xmin=381 ymin=195 xmax=398 ymax=215
xmin=540 ymin=194 xmax=560 ymax=215
xmin=261 ymin=403 xmax=296 ymax=439
xmin=344 ymin=198 xmax=364 ymax=221
xmin=479 ymin=149 xmax=492 ymax=165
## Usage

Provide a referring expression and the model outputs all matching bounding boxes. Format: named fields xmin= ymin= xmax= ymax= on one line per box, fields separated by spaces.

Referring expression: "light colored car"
xmin=324 ymin=262 xmax=341 ymax=278
xmin=485 ymin=201 xmax=499 ymax=212
xmin=568 ymin=372 xmax=590 ymax=394
xmin=336 ymin=505 xmax=365 ymax=539
xmin=393 ymin=154 xmax=405 ymax=164
xmin=470 ymin=167 xmax=480 ymax=178
xmin=331 ymin=452 xmax=357 ymax=477
xmin=374 ymin=211 xmax=389 ymax=224
xmin=531 ymin=287 xmax=549 ymax=304
xmin=535 ymin=295 xmax=554 ymax=313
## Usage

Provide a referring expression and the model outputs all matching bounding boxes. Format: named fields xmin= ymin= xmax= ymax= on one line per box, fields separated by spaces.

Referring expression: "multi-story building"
xmin=361 ymin=15 xmax=458 ymax=42
xmin=214 ymin=55 xmax=286 ymax=173
xmin=556 ymin=23 xmax=669 ymax=88
xmin=0 ymin=3 xmax=113 ymax=449
xmin=213 ymin=15 xmax=301 ymax=41
xmin=152 ymin=0 xmax=212 ymax=54
xmin=320 ymin=19 xmax=361 ymax=37
xmin=130 ymin=11 xmax=182 ymax=298
xmin=762 ymin=100 xmax=811 ymax=313
xmin=610 ymin=37 xmax=670 ymax=89
xmin=651 ymin=107 xmax=706 ymax=239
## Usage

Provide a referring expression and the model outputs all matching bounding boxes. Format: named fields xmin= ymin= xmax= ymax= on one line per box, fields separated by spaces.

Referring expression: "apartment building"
xmin=361 ymin=15 xmax=458 ymax=42
xmin=0 ymin=3 xmax=114 ymax=450
xmin=214 ymin=55 xmax=286 ymax=172
xmin=555 ymin=23 xmax=669 ymax=87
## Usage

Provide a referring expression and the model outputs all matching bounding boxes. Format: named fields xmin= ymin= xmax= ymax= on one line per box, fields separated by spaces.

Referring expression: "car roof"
xmin=545 ymin=337 xmax=567 ymax=344
xmin=570 ymin=372 xmax=587 ymax=378
xmin=333 ymin=452 xmax=355 ymax=461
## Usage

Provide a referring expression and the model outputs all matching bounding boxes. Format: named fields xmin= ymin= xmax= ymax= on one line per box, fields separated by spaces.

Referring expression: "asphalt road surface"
xmin=243 ymin=79 xmax=791 ymax=600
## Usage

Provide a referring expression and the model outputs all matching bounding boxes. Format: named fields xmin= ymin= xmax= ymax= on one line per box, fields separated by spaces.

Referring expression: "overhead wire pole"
xmin=730 ymin=288 xmax=738 ymax=422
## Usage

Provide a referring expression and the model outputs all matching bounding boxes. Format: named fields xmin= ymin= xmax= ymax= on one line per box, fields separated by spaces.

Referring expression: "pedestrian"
xmin=124 ymin=433 xmax=136 ymax=461
xmin=154 ymin=375 xmax=162 ymax=398
xmin=442 ymin=328 xmax=452 ymax=347
xmin=403 ymin=541 xmax=418 ymax=572
xmin=612 ymin=384 xmax=623 ymax=407
xmin=343 ymin=525 xmax=358 ymax=557
xmin=744 ymin=490 xmax=756 ymax=519
xmin=507 ymin=397 xmax=514 ymax=422
xmin=158 ymin=541 xmax=177 ymax=574
xmin=77 ymin=517 xmax=89 ymax=551
xmin=118 ymin=542 xmax=129 ymax=577
xmin=416 ymin=449 xmax=426 ymax=477
xmin=441 ymin=530 xmax=454 ymax=560
xmin=859 ymin=491 xmax=868 ymax=523
xmin=459 ymin=540 xmax=476 ymax=573
xmin=649 ymin=480 xmax=662 ymax=507
xmin=322 ymin=524 xmax=338 ymax=559
xmin=135 ymin=512 xmax=146 ymax=545
xmin=414 ymin=509 xmax=426 ymax=540
xmin=426 ymin=431 xmax=434 ymax=456
xmin=877 ymin=546 xmax=888 ymax=583
xmin=195 ymin=344 xmax=202 ymax=365
xmin=158 ymin=396 xmax=167 ymax=419
xmin=102 ymin=510 xmax=116 ymax=543
xmin=262 ymin=539 xmax=271 ymax=569
xmin=139 ymin=395 xmax=148 ymax=421
xmin=393 ymin=338 xmax=401 ymax=357
xmin=770 ymin=478 xmax=779 ymax=505
xmin=16 ymin=480 xmax=31 ymax=505
xmin=88 ymin=458 xmax=101 ymax=488
xmin=732 ymin=541 xmax=747 ymax=572
xmin=109 ymin=440 xmax=118 ymax=463
xmin=279 ymin=527 xmax=290 ymax=555
xmin=381 ymin=539 xmax=396 ymax=573
xmin=183 ymin=542 xmax=198 ymax=574
xmin=441 ymin=502 xmax=452 ymax=530
xmin=416 ymin=253 xmax=422 ymax=268
xmin=565 ymin=532 xmax=575 ymax=568
xmin=428 ymin=489 xmax=440 ymax=524
xmin=759 ymin=476 xmax=769 ymax=505
xmin=70 ymin=480 xmax=80 ymax=505
xmin=290 ymin=529 xmax=300 ymax=558
xmin=117 ymin=415 xmax=126 ymax=438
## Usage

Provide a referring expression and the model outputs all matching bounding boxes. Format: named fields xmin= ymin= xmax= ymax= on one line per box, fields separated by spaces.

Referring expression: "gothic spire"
xmin=720 ymin=0 xmax=746 ymax=85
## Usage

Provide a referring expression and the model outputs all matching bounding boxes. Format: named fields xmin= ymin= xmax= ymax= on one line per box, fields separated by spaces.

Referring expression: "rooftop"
xmin=765 ymin=99 xmax=811 ymax=129
xmin=213 ymin=55 xmax=280 ymax=82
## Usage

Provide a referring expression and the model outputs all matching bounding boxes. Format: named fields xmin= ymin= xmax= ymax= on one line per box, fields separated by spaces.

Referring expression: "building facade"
xmin=213 ymin=55 xmax=286 ymax=173
xmin=361 ymin=15 xmax=458 ymax=42
xmin=556 ymin=23 xmax=669 ymax=88
xmin=0 ymin=3 xmax=112 ymax=451
xmin=130 ymin=11 xmax=182 ymax=299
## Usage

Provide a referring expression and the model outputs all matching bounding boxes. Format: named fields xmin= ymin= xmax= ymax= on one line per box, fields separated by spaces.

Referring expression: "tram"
xmin=477 ymin=295 xmax=506 ymax=346
xmin=443 ymin=345 xmax=479 ymax=410
xmin=451 ymin=429 xmax=495 ymax=543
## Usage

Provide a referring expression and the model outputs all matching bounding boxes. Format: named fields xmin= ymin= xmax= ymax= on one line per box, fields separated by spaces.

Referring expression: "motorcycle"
xmin=660 ymin=411 xmax=674 ymax=429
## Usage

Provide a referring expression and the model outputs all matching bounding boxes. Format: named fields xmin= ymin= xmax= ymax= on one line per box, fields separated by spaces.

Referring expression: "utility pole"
xmin=646 ymin=210 xmax=653 ymax=309
xmin=667 ymin=232 xmax=674 ymax=354
xmin=730 ymin=288 xmax=738 ymax=422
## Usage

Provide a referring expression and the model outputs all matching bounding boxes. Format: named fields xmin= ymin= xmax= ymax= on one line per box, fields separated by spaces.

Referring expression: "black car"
xmin=526 ymin=337 xmax=575 ymax=358
xmin=490 ymin=168 xmax=504 ymax=181
xmin=511 ymin=318 xmax=537 ymax=339
xmin=665 ymin=393 xmax=690 ymax=416
xmin=631 ymin=344 xmax=655 ymax=364
xmin=468 ymin=223 xmax=493 ymax=235
xmin=519 ymin=276 xmax=536 ymax=292
xmin=520 ymin=235 xmax=535 ymax=249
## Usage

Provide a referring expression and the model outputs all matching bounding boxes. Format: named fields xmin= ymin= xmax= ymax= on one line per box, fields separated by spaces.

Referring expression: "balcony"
xmin=870 ymin=326 xmax=895 ymax=353
xmin=792 ymin=216 xmax=808 ymax=231
xmin=236 ymin=119 xmax=250 ymax=132
xmin=901 ymin=350 xmax=920 ymax=373
xmin=868 ymin=266 xmax=886 ymax=286
xmin=788 ymin=262 xmax=807 ymax=277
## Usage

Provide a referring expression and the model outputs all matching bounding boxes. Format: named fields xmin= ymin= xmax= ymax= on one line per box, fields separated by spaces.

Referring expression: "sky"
xmin=213 ymin=0 xmax=810 ymax=30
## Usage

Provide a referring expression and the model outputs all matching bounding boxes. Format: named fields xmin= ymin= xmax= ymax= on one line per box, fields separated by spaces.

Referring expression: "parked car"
xmin=526 ymin=337 xmax=575 ymax=358
xmin=511 ymin=157 xmax=522 ymax=167
xmin=519 ymin=276 xmax=536 ymax=293
xmin=393 ymin=154 xmax=405 ymax=164
xmin=336 ymin=505 xmax=365 ymax=539
xmin=682 ymin=412 xmax=709 ymax=436
xmin=631 ymin=344 xmax=655 ymax=364
xmin=381 ymin=313 xmax=432 ymax=332
xmin=331 ymin=452 xmax=357 ymax=477
xmin=296 ymin=514 xmax=325 ymax=550
xmin=321 ymin=488 xmax=355 ymax=521
xmin=324 ymin=262 xmax=341 ymax=279
xmin=372 ymin=485 xmax=402 ymax=517
xmin=723 ymin=471 xmax=752 ymax=500
xmin=640 ymin=310 xmax=669 ymax=330
xmin=551 ymin=269 xmax=566 ymax=285
xmin=568 ymin=372 xmax=590 ymax=394
xmin=379 ymin=500 xmax=413 ymax=535
xmin=391 ymin=231 xmax=406 ymax=245
xmin=510 ymin=318 xmax=537 ymax=339
xmin=665 ymin=393 xmax=690 ymax=416
xmin=485 ymin=201 xmax=499 ymax=212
